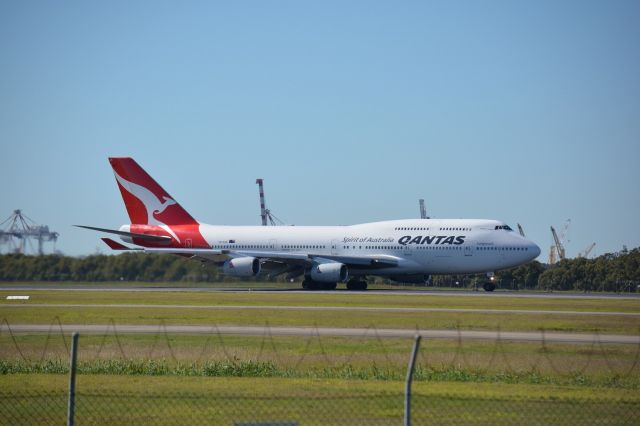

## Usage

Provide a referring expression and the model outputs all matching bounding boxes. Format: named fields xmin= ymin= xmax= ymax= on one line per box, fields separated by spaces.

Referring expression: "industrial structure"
xmin=578 ymin=243 xmax=596 ymax=258
xmin=0 ymin=210 xmax=59 ymax=255
xmin=419 ymin=199 xmax=429 ymax=219
xmin=549 ymin=219 xmax=571 ymax=264
xmin=255 ymin=179 xmax=284 ymax=226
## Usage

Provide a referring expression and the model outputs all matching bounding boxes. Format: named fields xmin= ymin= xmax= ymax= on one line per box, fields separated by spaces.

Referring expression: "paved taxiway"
xmin=2 ymin=303 xmax=638 ymax=317
xmin=2 ymin=323 xmax=638 ymax=345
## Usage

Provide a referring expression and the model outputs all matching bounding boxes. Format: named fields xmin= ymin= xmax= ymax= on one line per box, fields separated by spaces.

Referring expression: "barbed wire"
xmin=94 ymin=318 xmax=129 ymax=361
xmin=539 ymin=327 xmax=566 ymax=376
xmin=1 ymin=317 xmax=639 ymax=378
xmin=449 ymin=322 xmax=471 ymax=368
xmin=195 ymin=327 xmax=217 ymax=364
xmin=293 ymin=324 xmax=333 ymax=370
xmin=484 ymin=325 xmax=515 ymax=374
xmin=38 ymin=317 xmax=69 ymax=363
xmin=212 ymin=324 xmax=235 ymax=361
xmin=342 ymin=324 xmax=393 ymax=366
xmin=568 ymin=331 xmax=597 ymax=377
xmin=596 ymin=329 xmax=640 ymax=377
xmin=1 ymin=318 xmax=29 ymax=362
xmin=255 ymin=320 xmax=280 ymax=363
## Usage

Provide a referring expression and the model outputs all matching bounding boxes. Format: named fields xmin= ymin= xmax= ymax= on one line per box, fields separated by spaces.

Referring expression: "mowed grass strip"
xmin=2 ymin=305 xmax=640 ymax=333
xmin=2 ymin=334 xmax=639 ymax=385
xmin=1 ymin=287 xmax=639 ymax=312
xmin=1 ymin=375 xmax=638 ymax=426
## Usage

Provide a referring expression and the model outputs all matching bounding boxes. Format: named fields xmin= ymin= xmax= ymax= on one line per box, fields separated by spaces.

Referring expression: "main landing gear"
xmin=346 ymin=279 xmax=367 ymax=291
xmin=301 ymin=278 xmax=337 ymax=291
xmin=300 ymin=278 xmax=368 ymax=291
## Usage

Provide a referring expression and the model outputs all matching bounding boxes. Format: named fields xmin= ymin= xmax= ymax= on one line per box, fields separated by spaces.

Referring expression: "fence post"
xmin=67 ymin=332 xmax=79 ymax=426
xmin=404 ymin=334 xmax=421 ymax=426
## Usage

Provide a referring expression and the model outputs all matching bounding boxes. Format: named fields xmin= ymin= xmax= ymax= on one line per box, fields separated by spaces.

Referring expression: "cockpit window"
xmin=494 ymin=225 xmax=514 ymax=231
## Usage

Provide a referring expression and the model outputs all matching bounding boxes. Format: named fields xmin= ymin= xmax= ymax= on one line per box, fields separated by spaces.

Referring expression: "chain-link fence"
xmin=2 ymin=319 xmax=640 ymax=425
xmin=2 ymin=388 xmax=640 ymax=425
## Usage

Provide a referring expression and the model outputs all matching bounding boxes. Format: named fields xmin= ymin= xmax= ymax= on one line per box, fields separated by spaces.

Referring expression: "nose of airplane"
xmin=529 ymin=241 xmax=541 ymax=259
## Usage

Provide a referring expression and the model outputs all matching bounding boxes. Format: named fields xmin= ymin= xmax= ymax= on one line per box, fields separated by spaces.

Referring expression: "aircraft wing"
xmin=107 ymin=245 xmax=399 ymax=269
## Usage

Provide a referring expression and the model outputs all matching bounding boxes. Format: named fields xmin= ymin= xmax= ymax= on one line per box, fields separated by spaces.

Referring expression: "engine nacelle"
xmin=389 ymin=274 xmax=431 ymax=285
xmin=310 ymin=262 xmax=348 ymax=283
xmin=222 ymin=257 xmax=261 ymax=277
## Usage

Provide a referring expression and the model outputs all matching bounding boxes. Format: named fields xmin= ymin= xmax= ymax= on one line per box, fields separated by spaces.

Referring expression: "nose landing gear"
xmin=483 ymin=272 xmax=496 ymax=292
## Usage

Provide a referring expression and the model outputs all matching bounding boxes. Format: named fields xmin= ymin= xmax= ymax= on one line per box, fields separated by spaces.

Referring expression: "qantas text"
xmin=398 ymin=235 xmax=466 ymax=246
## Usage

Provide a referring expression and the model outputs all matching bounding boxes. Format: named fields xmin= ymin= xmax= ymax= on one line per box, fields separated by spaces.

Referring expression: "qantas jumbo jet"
xmin=78 ymin=158 xmax=541 ymax=291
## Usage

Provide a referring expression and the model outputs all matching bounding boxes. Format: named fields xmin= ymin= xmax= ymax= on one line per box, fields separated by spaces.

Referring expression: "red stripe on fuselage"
xmin=129 ymin=224 xmax=209 ymax=248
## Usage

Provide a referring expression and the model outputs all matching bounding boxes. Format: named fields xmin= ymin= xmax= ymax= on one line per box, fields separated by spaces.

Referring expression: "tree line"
xmin=0 ymin=247 xmax=638 ymax=292
xmin=433 ymin=247 xmax=640 ymax=292
xmin=0 ymin=253 xmax=221 ymax=283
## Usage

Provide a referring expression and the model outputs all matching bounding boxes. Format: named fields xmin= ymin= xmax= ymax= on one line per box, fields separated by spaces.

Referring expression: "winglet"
xmin=101 ymin=238 xmax=134 ymax=251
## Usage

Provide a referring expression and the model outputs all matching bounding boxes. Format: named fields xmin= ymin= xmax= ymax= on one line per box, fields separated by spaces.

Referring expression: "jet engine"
xmin=310 ymin=262 xmax=348 ymax=283
xmin=222 ymin=257 xmax=261 ymax=277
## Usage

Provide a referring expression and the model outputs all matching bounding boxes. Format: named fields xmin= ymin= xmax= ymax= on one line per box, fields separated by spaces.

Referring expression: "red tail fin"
xmin=109 ymin=157 xmax=198 ymax=226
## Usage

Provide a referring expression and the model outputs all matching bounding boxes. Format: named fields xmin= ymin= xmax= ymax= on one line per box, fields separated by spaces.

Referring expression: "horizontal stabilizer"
xmin=75 ymin=225 xmax=172 ymax=242
xmin=101 ymin=238 xmax=141 ymax=251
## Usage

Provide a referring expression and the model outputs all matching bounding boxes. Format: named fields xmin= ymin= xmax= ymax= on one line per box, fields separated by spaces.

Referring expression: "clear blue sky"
xmin=1 ymin=1 xmax=639 ymax=258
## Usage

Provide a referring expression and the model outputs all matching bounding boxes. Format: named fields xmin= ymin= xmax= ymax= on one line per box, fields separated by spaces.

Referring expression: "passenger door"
xmin=331 ymin=239 xmax=339 ymax=255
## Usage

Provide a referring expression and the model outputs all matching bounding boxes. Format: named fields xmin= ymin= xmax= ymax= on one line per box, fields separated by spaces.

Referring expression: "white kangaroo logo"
xmin=154 ymin=196 xmax=177 ymax=216
xmin=114 ymin=172 xmax=181 ymax=242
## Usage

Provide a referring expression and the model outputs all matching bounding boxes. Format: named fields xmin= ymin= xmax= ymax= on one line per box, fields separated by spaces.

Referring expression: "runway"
xmin=3 ymin=323 xmax=638 ymax=344
xmin=2 ymin=303 xmax=638 ymax=317
xmin=2 ymin=285 xmax=639 ymax=299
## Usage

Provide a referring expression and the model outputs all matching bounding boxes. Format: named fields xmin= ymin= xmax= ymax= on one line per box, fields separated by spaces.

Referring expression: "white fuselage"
xmin=198 ymin=218 xmax=541 ymax=276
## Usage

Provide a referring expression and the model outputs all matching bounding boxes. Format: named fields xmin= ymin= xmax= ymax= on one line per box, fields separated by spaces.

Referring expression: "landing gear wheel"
xmin=302 ymin=279 xmax=319 ymax=290
xmin=483 ymin=282 xmax=496 ymax=292
xmin=346 ymin=280 xmax=368 ymax=291
xmin=320 ymin=282 xmax=337 ymax=291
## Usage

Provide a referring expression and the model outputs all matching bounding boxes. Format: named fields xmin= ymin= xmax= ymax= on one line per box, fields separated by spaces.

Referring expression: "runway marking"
xmin=1 ymin=303 xmax=638 ymax=316
xmin=2 ymin=323 xmax=638 ymax=345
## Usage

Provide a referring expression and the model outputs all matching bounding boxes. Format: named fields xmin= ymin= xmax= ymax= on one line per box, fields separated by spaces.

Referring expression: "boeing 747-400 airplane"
xmin=78 ymin=158 xmax=541 ymax=291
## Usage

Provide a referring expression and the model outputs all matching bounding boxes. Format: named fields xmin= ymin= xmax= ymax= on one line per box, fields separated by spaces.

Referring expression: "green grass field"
xmin=2 ymin=288 xmax=640 ymax=333
xmin=2 ymin=333 xmax=639 ymax=387
xmin=1 ymin=375 xmax=638 ymax=425
xmin=2 ymin=284 xmax=640 ymax=423
xmin=3 ymin=286 xmax=640 ymax=311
